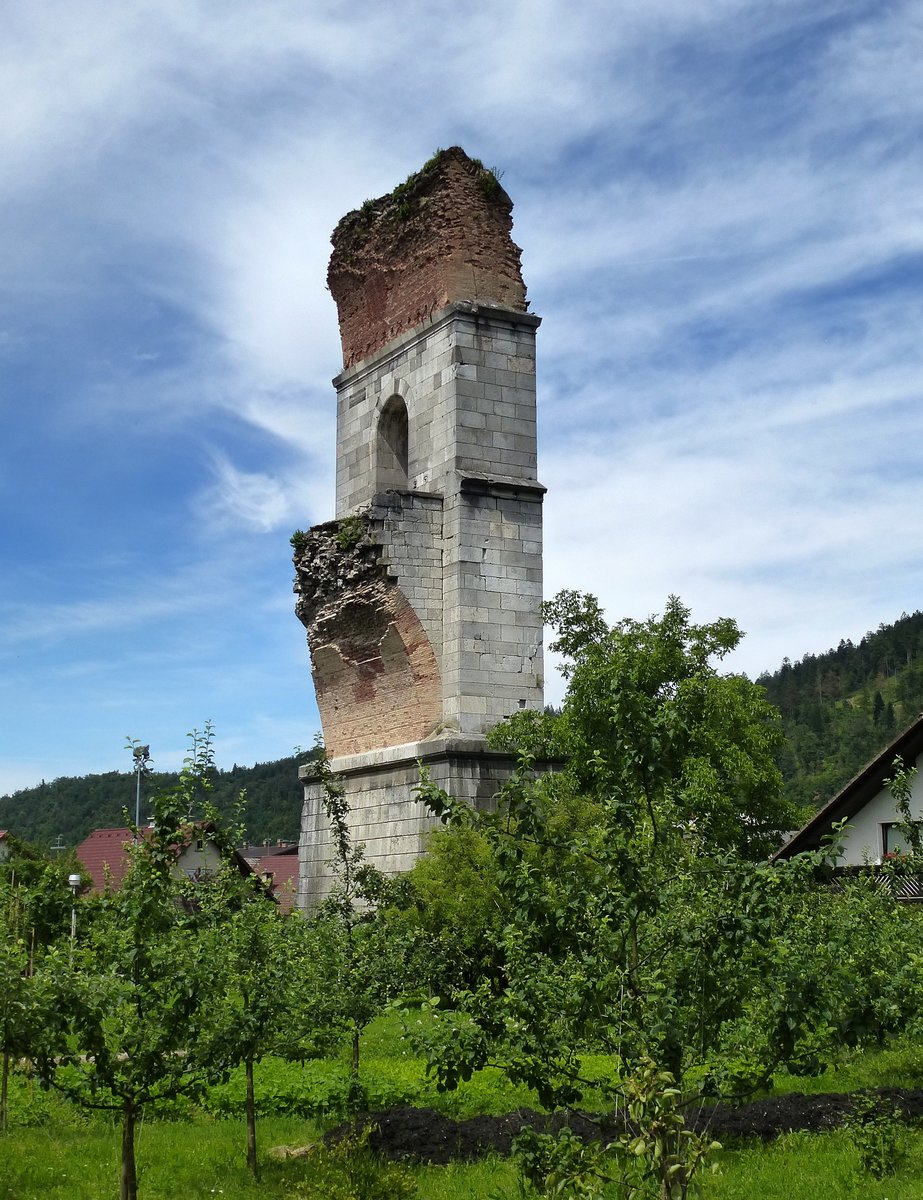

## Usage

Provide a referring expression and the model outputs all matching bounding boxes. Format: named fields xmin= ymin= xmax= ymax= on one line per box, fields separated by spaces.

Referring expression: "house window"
xmin=881 ymin=822 xmax=923 ymax=857
xmin=375 ymin=395 xmax=409 ymax=492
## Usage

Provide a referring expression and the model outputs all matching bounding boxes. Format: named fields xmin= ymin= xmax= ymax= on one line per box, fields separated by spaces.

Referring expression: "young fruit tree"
xmin=311 ymin=751 xmax=419 ymax=1105
xmin=414 ymin=594 xmax=833 ymax=1200
xmin=31 ymin=728 xmax=231 ymax=1200
xmin=198 ymin=884 xmax=288 ymax=1178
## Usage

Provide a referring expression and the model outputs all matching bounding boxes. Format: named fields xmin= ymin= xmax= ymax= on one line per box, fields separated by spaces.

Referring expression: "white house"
xmin=74 ymin=822 xmax=259 ymax=894
xmin=773 ymin=714 xmax=923 ymax=866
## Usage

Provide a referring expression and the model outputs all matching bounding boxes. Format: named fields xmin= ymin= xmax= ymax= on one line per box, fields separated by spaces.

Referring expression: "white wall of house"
xmin=837 ymin=752 xmax=923 ymax=865
xmin=174 ymin=839 xmax=223 ymax=882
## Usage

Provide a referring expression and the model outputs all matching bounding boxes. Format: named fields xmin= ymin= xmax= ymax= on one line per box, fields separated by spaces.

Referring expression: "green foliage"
xmin=0 ymin=835 xmax=87 ymax=948
xmin=759 ymin=608 xmax=923 ymax=814
xmin=0 ymin=1066 xmax=88 ymax=1128
xmin=413 ymin=594 xmax=842 ymax=1199
xmin=611 ymin=1061 xmax=721 ymax=1200
xmin=885 ymin=757 xmax=923 ymax=859
xmin=203 ymin=1056 xmax=422 ymax=1121
xmin=512 ymin=1124 xmax=611 ymax=1198
xmin=390 ymin=824 xmax=505 ymax=995
xmin=843 ymin=1095 xmax=909 ymax=1180
xmin=291 ymin=529 xmax=310 ymax=553
xmin=511 ymin=1061 xmax=721 ymax=1200
xmin=335 ymin=513 xmax=367 ymax=550
xmin=294 ymin=1126 xmax=418 ymax=1200
xmin=194 ymin=862 xmax=293 ymax=1178
xmin=493 ymin=592 xmax=795 ymax=859
xmin=30 ymin=727 xmax=238 ymax=1199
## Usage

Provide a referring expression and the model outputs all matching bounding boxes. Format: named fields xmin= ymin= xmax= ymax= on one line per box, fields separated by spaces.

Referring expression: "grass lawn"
xmin=0 ymin=1116 xmax=319 ymax=1199
xmin=3 ymin=1018 xmax=923 ymax=1198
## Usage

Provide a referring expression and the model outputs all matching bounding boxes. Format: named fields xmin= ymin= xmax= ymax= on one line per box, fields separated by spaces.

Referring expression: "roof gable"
xmin=773 ymin=713 xmax=923 ymax=860
xmin=75 ymin=823 xmax=257 ymax=892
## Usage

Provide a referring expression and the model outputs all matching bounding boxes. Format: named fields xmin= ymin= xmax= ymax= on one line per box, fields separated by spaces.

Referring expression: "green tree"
xmin=313 ymin=752 xmax=415 ymax=1102
xmin=393 ymin=823 xmax=505 ymax=997
xmin=0 ymin=879 xmax=42 ymax=1131
xmin=31 ymin=728 xmax=229 ymax=1200
xmin=0 ymin=837 xmax=85 ymax=1131
xmin=0 ymin=834 xmax=85 ymax=956
xmin=413 ymin=595 xmax=825 ymax=1199
xmin=199 ymin=879 xmax=288 ymax=1178
xmin=491 ymin=592 xmax=795 ymax=859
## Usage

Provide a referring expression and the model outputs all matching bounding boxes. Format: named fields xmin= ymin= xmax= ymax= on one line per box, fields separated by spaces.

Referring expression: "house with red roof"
xmin=75 ymin=823 xmax=258 ymax=895
xmin=253 ymin=844 xmax=299 ymax=913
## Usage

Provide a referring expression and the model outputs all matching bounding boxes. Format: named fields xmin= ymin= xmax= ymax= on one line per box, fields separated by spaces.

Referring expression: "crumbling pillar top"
xmin=327 ymin=147 xmax=528 ymax=370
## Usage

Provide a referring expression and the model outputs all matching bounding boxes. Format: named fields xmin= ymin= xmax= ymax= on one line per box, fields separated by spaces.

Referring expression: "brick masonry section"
xmin=328 ymin=147 xmax=528 ymax=370
xmin=294 ymin=520 xmax=443 ymax=758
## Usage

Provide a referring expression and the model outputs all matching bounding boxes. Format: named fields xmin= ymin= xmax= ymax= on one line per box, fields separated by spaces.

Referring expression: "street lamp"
xmin=131 ymin=744 xmax=152 ymax=832
xmin=68 ymin=873 xmax=81 ymax=958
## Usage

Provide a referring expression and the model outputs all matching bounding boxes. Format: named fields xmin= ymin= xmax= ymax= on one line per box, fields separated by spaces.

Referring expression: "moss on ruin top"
xmin=330 ymin=147 xmax=512 ymax=261
xmin=327 ymin=147 xmax=527 ymax=368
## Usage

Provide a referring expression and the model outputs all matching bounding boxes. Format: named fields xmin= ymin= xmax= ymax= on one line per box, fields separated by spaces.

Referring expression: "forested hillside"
xmin=4 ymin=611 xmax=923 ymax=852
xmin=758 ymin=609 xmax=923 ymax=814
xmin=0 ymin=754 xmax=307 ymax=852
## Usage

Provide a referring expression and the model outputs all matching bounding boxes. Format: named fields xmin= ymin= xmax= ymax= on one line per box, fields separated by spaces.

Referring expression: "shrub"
xmin=295 ymin=1125 xmax=417 ymax=1199
xmin=843 ymin=1094 xmax=908 ymax=1180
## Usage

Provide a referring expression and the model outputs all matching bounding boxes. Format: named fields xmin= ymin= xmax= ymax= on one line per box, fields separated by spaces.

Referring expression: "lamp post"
xmin=131 ymin=744 xmax=152 ymax=833
xmin=68 ymin=873 xmax=81 ymax=961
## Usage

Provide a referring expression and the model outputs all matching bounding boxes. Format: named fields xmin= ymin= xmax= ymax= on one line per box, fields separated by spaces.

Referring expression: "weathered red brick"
xmin=328 ymin=147 xmax=528 ymax=369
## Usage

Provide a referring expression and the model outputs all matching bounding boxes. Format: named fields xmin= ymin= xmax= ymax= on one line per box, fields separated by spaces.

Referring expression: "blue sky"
xmin=2 ymin=0 xmax=921 ymax=795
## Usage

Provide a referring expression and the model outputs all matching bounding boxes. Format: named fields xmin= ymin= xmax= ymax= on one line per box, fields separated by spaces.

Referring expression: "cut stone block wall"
xmin=443 ymin=477 xmax=544 ymax=733
xmin=334 ymin=303 xmax=541 ymax=517
xmin=298 ymin=738 xmax=547 ymax=906
xmin=295 ymin=148 xmax=548 ymax=905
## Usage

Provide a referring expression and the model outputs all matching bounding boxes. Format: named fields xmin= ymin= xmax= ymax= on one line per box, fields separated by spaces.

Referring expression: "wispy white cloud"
xmin=1 ymin=0 xmax=920 ymax=794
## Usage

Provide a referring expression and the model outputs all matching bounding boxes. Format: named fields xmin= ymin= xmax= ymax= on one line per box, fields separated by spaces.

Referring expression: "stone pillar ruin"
xmin=294 ymin=147 xmax=546 ymax=905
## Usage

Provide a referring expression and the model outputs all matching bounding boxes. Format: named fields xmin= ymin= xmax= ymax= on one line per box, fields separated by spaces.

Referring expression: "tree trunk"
xmin=0 ymin=1049 xmax=9 ymax=1132
xmin=351 ymin=1026 xmax=360 ymax=1080
xmin=245 ymin=1056 xmax=258 ymax=1178
xmin=121 ymin=1097 xmax=137 ymax=1200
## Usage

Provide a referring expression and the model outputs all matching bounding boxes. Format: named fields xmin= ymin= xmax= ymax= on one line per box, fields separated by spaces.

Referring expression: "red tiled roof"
xmin=256 ymin=846 xmax=299 ymax=913
xmin=75 ymin=824 xmax=260 ymax=894
xmin=74 ymin=827 xmax=134 ymax=892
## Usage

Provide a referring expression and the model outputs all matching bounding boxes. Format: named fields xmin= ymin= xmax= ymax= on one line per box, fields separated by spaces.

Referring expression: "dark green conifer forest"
xmin=0 ymin=755 xmax=308 ymax=852
xmin=758 ymin=609 xmax=923 ymax=816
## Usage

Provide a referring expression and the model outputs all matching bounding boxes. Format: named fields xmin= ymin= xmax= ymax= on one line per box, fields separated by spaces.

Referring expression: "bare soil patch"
xmin=330 ymin=1089 xmax=923 ymax=1165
